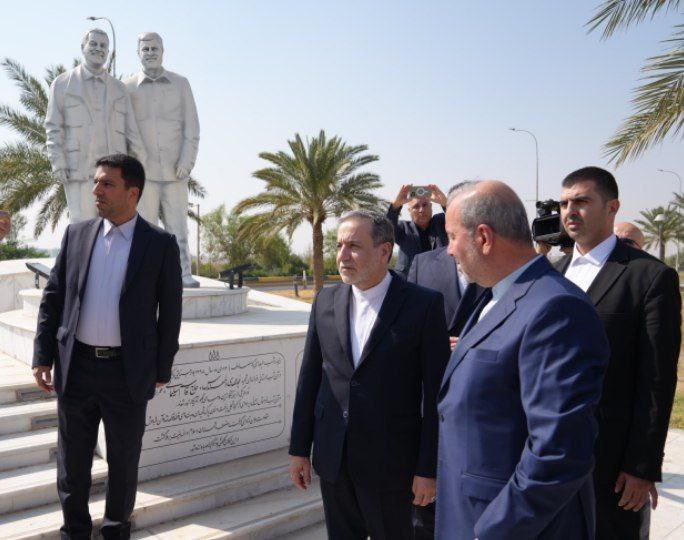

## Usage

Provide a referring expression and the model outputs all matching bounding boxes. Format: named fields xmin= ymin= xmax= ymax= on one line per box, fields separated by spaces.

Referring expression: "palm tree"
xmin=0 ymin=58 xmax=205 ymax=237
xmin=586 ymin=1 xmax=683 ymax=165
xmin=635 ymin=205 xmax=682 ymax=259
xmin=234 ymin=130 xmax=384 ymax=293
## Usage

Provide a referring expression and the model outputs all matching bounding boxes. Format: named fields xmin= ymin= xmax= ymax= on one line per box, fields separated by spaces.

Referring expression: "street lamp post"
xmin=189 ymin=203 xmax=200 ymax=275
xmin=509 ymin=127 xmax=539 ymax=202
xmin=86 ymin=16 xmax=116 ymax=77
xmin=654 ymin=213 xmax=666 ymax=262
xmin=658 ymin=169 xmax=682 ymax=270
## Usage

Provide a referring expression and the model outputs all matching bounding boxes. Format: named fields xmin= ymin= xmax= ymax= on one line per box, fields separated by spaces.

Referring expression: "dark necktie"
xmin=459 ymin=288 xmax=493 ymax=338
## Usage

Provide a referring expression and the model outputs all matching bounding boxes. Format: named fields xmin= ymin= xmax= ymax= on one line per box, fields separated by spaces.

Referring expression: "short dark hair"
xmin=338 ymin=210 xmax=395 ymax=246
xmin=562 ymin=166 xmax=619 ymax=201
xmin=95 ymin=154 xmax=146 ymax=200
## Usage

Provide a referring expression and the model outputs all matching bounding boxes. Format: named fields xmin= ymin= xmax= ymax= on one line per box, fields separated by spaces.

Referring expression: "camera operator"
xmin=554 ymin=167 xmax=681 ymax=539
xmin=387 ymin=184 xmax=448 ymax=277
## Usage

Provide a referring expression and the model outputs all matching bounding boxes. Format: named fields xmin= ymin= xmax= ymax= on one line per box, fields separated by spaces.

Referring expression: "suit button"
xmin=342 ymin=410 xmax=348 ymax=419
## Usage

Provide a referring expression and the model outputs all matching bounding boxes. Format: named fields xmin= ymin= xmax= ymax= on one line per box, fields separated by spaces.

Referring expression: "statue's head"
xmin=138 ymin=32 xmax=164 ymax=70
xmin=81 ymin=28 xmax=109 ymax=70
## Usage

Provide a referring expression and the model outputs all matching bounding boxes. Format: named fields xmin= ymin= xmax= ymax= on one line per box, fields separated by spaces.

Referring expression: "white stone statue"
xmin=45 ymin=28 xmax=147 ymax=222
xmin=124 ymin=32 xmax=200 ymax=288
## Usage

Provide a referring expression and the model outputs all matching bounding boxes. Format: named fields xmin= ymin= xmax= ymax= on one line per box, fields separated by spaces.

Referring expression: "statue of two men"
xmin=45 ymin=29 xmax=200 ymax=288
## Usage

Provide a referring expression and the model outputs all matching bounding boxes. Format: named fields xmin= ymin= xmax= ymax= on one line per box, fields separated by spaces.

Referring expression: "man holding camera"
xmin=386 ymin=184 xmax=449 ymax=277
xmin=555 ymin=166 xmax=681 ymax=539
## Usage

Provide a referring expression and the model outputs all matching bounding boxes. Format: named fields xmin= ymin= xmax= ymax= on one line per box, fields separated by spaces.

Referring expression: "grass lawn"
xmin=268 ymin=288 xmax=684 ymax=427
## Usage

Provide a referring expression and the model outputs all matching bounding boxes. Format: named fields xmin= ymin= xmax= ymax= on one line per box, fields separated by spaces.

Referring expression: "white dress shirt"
xmin=564 ymin=234 xmax=617 ymax=293
xmin=456 ymin=265 xmax=469 ymax=298
xmin=479 ymin=256 xmax=541 ymax=322
xmin=76 ymin=215 xmax=137 ymax=346
xmin=349 ymin=272 xmax=393 ymax=367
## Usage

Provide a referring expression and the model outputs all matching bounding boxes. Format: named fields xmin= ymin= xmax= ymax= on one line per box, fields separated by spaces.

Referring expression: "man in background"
xmin=387 ymin=183 xmax=449 ymax=276
xmin=556 ymin=167 xmax=681 ymax=539
xmin=614 ymin=221 xmax=646 ymax=250
xmin=407 ymin=243 xmax=485 ymax=539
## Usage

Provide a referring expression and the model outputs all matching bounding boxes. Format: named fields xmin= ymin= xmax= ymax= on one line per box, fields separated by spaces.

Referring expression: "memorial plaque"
xmin=140 ymin=349 xmax=286 ymax=468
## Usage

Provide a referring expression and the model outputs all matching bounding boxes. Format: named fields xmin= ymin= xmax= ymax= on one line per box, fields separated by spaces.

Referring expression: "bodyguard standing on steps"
xmin=32 ymin=154 xmax=182 ymax=539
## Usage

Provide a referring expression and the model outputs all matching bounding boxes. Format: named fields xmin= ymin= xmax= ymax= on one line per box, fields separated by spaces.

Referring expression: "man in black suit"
xmin=407 ymin=244 xmax=486 ymax=539
xmin=555 ymin=166 xmax=681 ymax=539
xmin=32 ymin=154 xmax=183 ymax=539
xmin=289 ymin=210 xmax=451 ymax=539
xmin=387 ymin=184 xmax=449 ymax=277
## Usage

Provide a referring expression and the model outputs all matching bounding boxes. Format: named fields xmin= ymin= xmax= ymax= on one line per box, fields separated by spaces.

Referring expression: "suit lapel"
xmin=355 ymin=274 xmax=407 ymax=371
xmin=121 ymin=217 xmax=152 ymax=297
xmin=333 ymin=283 xmax=354 ymax=372
xmin=440 ymin=257 xmax=549 ymax=394
xmin=556 ymin=254 xmax=571 ymax=274
xmin=77 ymin=218 xmax=103 ymax=300
xmin=586 ymin=241 xmax=629 ymax=306
xmin=436 ymin=250 xmax=460 ymax=328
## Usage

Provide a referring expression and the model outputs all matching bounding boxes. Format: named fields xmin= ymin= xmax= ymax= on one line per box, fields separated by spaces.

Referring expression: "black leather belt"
xmin=75 ymin=340 xmax=121 ymax=359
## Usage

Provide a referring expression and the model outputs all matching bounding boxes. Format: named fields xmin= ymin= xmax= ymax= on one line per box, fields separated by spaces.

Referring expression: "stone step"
xmin=0 ymin=458 xmax=107 ymax=514
xmin=0 ymin=400 xmax=58 ymax=436
xmin=131 ymin=480 xmax=324 ymax=539
xmin=281 ymin=521 xmax=327 ymax=539
xmin=0 ymin=309 xmax=38 ymax=366
xmin=0 ymin=449 xmax=297 ymax=539
xmin=0 ymin=428 xmax=57 ymax=471
xmin=0 ymin=351 xmax=49 ymax=405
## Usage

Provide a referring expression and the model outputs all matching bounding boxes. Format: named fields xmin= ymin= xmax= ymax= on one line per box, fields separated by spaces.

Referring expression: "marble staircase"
xmin=0 ymin=352 xmax=324 ymax=538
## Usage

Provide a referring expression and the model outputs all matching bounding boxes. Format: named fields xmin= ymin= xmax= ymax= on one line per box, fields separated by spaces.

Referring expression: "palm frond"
xmin=604 ymin=24 xmax=684 ymax=165
xmin=1 ymin=58 xmax=49 ymax=118
xmin=0 ymin=105 xmax=46 ymax=145
xmin=187 ymin=176 xmax=206 ymax=198
xmin=586 ymin=0 xmax=681 ymax=39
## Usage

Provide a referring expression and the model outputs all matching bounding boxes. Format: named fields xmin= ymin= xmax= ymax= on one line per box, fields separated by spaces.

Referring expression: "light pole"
xmin=654 ymin=213 xmax=666 ymax=261
xmin=86 ymin=16 xmax=116 ymax=77
xmin=509 ymin=127 xmax=539 ymax=202
xmin=189 ymin=202 xmax=200 ymax=275
xmin=658 ymin=169 xmax=682 ymax=270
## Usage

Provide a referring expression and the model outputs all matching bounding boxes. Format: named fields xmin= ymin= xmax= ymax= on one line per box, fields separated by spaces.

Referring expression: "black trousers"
xmin=595 ymin=482 xmax=651 ymax=540
xmin=57 ymin=346 xmax=147 ymax=540
xmin=412 ymin=502 xmax=435 ymax=539
xmin=319 ymin=448 xmax=414 ymax=540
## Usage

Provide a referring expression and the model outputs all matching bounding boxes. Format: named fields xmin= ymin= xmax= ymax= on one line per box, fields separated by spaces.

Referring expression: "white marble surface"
xmin=0 ymin=258 xmax=54 ymax=313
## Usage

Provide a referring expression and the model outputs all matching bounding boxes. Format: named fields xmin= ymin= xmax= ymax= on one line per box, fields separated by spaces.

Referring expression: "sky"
xmin=0 ymin=0 xmax=681 ymax=255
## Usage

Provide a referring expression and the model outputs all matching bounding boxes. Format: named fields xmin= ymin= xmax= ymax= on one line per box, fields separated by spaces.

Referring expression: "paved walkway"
xmin=284 ymin=429 xmax=684 ymax=539
xmin=653 ymin=428 xmax=684 ymax=539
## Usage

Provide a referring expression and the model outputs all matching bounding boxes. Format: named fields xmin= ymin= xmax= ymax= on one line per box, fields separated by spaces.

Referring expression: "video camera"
xmin=531 ymin=199 xmax=572 ymax=247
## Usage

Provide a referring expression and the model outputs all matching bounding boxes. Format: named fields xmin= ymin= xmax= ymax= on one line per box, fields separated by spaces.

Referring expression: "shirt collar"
xmin=103 ymin=214 xmax=138 ymax=241
xmin=138 ymin=69 xmax=170 ymax=85
xmin=491 ymin=255 xmax=541 ymax=302
xmin=82 ymin=65 xmax=106 ymax=82
xmin=351 ymin=272 xmax=392 ymax=304
xmin=570 ymin=234 xmax=617 ymax=268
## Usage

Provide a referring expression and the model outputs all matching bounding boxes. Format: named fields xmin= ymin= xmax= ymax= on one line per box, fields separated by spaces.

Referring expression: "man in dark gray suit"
xmin=32 ymin=154 xmax=182 ymax=539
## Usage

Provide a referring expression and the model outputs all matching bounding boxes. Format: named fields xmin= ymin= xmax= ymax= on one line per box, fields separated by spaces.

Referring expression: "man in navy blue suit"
xmin=436 ymin=180 xmax=609 ymax=539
